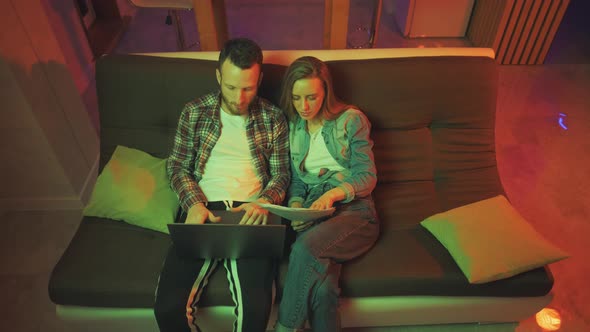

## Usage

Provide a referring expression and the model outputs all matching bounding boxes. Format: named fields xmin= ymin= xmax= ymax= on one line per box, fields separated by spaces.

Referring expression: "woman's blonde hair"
xmin=280 ymin=56 xmax=353 ymax=123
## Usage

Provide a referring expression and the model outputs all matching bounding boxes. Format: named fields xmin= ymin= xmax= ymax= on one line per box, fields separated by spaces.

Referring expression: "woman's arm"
xmin=337 ymin=109 xmax=378 ymax=202
xmin=258 ymin=109 xmax=291 ymax=205
xmin=287 ymin=159 xmax=308 ymax=207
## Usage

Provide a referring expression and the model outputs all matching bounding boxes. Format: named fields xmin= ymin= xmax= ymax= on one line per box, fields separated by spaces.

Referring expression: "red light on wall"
xmin=535 ymin=307 xmax=562 ymax=331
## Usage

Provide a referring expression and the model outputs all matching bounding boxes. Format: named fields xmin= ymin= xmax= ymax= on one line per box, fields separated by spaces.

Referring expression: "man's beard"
xmin=221 ymin=92 xmax=249 ymax=116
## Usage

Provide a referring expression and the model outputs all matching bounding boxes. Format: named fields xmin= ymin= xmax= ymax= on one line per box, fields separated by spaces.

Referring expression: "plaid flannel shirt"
xmin=167 ymin=91 xmax=290 ymax=211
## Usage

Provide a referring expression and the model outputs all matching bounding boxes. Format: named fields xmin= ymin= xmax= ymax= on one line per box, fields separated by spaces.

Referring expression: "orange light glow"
xmin=535 ymin=308 xmax=562 ymax=331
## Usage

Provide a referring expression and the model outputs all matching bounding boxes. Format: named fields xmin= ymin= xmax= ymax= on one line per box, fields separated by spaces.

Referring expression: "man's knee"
xmin=154 ymin=293 xmax=187 ymax=329
xmin=239 ymin=285 xmax=273 ymax=321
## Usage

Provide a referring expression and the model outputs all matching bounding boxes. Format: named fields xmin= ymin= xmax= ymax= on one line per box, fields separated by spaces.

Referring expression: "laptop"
xmin=167 ymin=210 xmax=286 ymax=259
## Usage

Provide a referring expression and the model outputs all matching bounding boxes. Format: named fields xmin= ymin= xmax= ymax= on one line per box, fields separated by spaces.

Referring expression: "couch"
xmin=48 ymin=48 xmax=555 ymax=331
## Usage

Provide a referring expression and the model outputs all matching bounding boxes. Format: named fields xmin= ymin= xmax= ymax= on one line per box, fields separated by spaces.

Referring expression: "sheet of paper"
xmin=258 ymin=203 xmax=335 ymax=222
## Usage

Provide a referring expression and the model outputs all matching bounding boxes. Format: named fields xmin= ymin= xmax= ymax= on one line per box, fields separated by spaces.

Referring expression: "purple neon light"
xmin=558 ymin=113 xmax=568 ymax=130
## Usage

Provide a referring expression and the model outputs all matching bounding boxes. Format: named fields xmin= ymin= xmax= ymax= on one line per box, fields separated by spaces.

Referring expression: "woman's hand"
xmin=291 ymin=220 xmax=315 ymax=232
xmin=290 ymin=201 xmax=303 ymax=209
xmin=310 ymin=194 xmax=334 ymax=210
xmin=289 ymin=201 xmax=313 ymax=232
xmin=310 ymin=187 xmax=346 ymax=210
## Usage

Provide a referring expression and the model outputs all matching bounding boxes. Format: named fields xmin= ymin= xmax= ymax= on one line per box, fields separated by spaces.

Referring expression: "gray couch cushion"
xmin=48 ymin=218 xmax=236 ymax=308
xmin=49 ymin=216 xmax=553 ymax=308
xmin=327 ymin=57 xmax=503 ymax=213
xmin=339 ymin=224 xmax=554 ymax=298
xmin=49 ymin=217 xmax=170 ymax=307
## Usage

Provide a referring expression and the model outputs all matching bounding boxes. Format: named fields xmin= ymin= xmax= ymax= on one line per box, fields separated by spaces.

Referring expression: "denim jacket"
xmin=288 ymin=108 xmax=377 ymax=207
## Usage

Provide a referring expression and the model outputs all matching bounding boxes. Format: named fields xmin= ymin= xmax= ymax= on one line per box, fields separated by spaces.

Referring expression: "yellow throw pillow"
xmin=421 ymin=195 xmax=568 ymax=284
xmin=83 ymin=146 xmax=179 ymax=234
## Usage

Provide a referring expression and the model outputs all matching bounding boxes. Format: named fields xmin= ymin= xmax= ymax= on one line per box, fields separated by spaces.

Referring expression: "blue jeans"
xmin=277 ymin=198 xmax=379 ymax=331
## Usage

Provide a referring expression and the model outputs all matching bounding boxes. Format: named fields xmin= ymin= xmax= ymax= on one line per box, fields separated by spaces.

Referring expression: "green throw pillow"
xmin=421 ymin=195 xmax=568 ymax=284
xmin=83 ymin=146 xmax=179 ymax=234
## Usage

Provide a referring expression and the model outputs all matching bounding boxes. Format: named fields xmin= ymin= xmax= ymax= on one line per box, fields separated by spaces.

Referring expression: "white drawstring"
xmin=222 ymin=200 xmax=234 ymax=211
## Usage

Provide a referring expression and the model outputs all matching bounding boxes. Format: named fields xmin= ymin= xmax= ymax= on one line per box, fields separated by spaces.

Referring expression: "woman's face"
xmin=291 ymin=77 xmax=325 ymax=121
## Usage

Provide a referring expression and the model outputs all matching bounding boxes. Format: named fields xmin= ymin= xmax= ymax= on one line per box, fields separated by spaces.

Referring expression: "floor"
xmin=2 ymin=0 xmax=589 ymax=331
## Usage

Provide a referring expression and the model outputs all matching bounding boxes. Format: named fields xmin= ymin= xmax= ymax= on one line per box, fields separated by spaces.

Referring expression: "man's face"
xmin=216 ymin=59 xmax=261 ymax=116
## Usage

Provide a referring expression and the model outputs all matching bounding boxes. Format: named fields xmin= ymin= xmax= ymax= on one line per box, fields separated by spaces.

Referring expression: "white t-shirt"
xmin=304 ymin=127 xmax=344 ymax=175
xmin=199 ymin=108 xmax=262 ymax=201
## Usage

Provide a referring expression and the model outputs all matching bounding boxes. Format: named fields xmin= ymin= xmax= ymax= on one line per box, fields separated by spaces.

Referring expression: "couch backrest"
xmin=327 ymin=57 xmax=504 ymax=229
xmin=96 ymin=53 xmax=503 ymax=230
xmin=95 ymin=55 xmax=285 ymax=167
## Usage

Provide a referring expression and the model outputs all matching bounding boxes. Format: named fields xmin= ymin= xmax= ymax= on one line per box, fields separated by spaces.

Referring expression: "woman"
xmin=275 ymin=56 xmax=379 ymax=332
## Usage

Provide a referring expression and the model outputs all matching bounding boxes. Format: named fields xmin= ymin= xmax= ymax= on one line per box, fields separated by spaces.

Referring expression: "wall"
xmin=0 ymin=0 xmax=99 ymax=210
xmin=390 ymin=0 xmax=474 ymax=38
xmin=42 ymin=0 xmax=95 ymax=100
xmin=390 ymin=0 xmax=411 ymax=36
xmin=41 ymin=0 xmax=137 ymax=133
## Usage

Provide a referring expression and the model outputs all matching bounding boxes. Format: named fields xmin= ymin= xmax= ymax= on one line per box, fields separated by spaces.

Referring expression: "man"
xmin=154 ymin=38 xmax=290 ymax=332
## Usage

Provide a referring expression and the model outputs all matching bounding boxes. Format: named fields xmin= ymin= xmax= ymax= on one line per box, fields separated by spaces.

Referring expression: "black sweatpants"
xmin=154 ymin=202 xmax=276 ymax=332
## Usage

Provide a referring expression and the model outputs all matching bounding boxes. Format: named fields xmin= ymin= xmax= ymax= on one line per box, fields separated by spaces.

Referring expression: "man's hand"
xmin=231 ymin=200 xmax=269 ymax=225
xmin=186 ymin=203 xmax=221 ymax=224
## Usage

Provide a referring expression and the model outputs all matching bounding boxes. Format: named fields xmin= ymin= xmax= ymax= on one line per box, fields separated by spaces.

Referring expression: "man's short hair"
xmin=218 ymin=38 xmax=263 ymax=69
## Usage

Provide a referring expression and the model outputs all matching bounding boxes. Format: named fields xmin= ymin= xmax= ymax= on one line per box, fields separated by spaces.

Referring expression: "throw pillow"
xmin=421 ymin=195 xmax=568 ymax=284
xmin=83 ymin=145 xmax=179 ymax=234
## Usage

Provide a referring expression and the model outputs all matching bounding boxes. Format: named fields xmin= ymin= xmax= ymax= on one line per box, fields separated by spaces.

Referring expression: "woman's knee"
xmin=289 ymin=236 xmax=316 ymax=261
